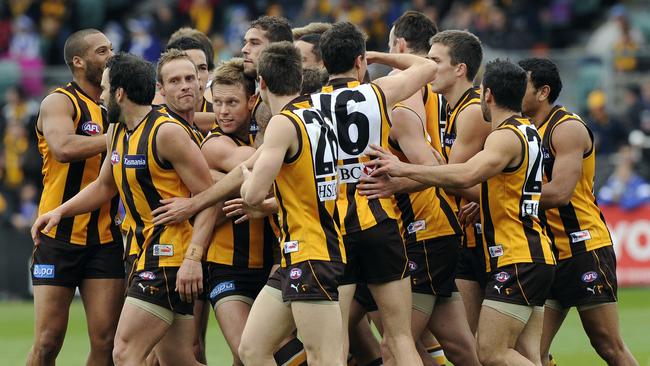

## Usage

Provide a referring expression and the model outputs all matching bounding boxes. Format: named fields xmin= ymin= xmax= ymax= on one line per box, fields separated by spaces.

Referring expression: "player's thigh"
xmin=114 ymin=299 xmax=170 ymax=357
xmin=540 ymin=301 xmax=569 ymax=356
xmin=155 ymin=316 xmax=199 ymax=366
xmin=477 ymin=304 xmax=528 ymax=354
xmin=515 ymin=306 xmax=544 ymax=364
xmin=368 ymin=277 xmax=412 ymax=334
xmin=578 ymin=302 xmax=624 ymax=346
xmin=429 ymin=294 xmax=474 ymax=346
xmin=240 ymin=286 xmax=295 ymax=354
xmin=455 ymin=278 xmax=484 ymax=331
xmin=32 ymin=285 xmax=75 ymax=340
xmin=214 ymin=297 xmax=253 ymax=351
xmin=79 ymin=278 xmax=124 ymax=338
xmin=291 ymin=300 xmax=343 ymax=359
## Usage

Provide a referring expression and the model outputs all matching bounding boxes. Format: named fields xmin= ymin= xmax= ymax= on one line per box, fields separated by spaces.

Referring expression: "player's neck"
xmin=123 ymin=104 xmax=153 ymax=131
xmin=328 ymin=69 xmax=359 ymax=82
xmin=170 ymin=106 xmax=195 ymax=126
xmin=491 ymin=106 xmax=520 ymax=130
xmin=528 ymin=103 xmax=554 ymax=128
xmin=444 ymin=80 xmax=474 ymax=110
xmin=268 ymin=94 xmax=299 ymax=115
xmin=72 ymin=76 xmax=101 ymax=101
xmin=194 ymin=94 xmax=204 ymax=112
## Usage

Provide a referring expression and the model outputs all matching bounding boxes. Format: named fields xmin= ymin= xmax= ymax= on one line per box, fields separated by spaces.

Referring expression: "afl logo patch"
xmin=495 ymin=271 xmax=510 ymax=283
xmin=407 ymin=260 xmax=418 ymax=272
xmin=289 ymin=268 xmax=302 ymax=279
xmin=581 ymin=271 xmax=598 ymax=283
xmin=81 ymin=121 xmax=101 ymax=135
xmin=110 ymin=150 xmax=120 ymax=165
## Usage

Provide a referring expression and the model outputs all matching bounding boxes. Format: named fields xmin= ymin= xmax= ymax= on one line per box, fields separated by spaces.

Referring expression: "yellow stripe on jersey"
xmin=111 ymin=109 xmax=194 ymax=270
xmin=442 ymin=86 xmax=483 ymax=248
xmin=37 ymin=82 xmax=120 ymax=245
xmin=274 ymin=101 xmax=345 ymax=266
xmin=537 ymin=106 xmax=613 ymax=260
xmin=480 ymin=116 xmax=555 ymax=271
xmin=315 ymin=78 xmax=397 ymax=235
xmin=203 ymin=127 xmax=276 ymax=268
xmin=389 ymin=103 xmax=461 ymax=243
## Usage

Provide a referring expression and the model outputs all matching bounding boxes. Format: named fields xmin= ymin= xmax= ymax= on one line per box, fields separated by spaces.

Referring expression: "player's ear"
xmin=72 ymin=55 xmax=84 ymax=71
xmin=247 ymin=94 xmax=257 ymax=109
xmin=397 ymin=37 xmax=407 ymax=53
xmin=538 ymin=85 xmax=551 ymax=103
xmin=157 ymin=82 xmax=165 ymax=97
xmin=259 ymin=77 xmax=267 ymax=91
xmin=115 ymin=87 xmax=125 ymax=102
xmin=455 ymin=62 xmax=467 ymax=79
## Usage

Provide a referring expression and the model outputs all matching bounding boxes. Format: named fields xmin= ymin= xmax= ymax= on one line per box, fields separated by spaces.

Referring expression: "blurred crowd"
xmin=0 ymin=0 xmax=649 ymax=231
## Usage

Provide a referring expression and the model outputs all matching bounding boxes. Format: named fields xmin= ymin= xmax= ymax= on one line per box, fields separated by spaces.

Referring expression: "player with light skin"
xmin=364 ymin=59 xmax=555 ymax=366
xmin=27 ymin=29 xmax=121 ymax=366
xmin=32 ymin=53 xmax=217 ymax=366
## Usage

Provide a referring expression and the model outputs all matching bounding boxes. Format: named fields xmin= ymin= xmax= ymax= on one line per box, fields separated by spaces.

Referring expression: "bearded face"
xmin=106 ymin=91 xmax=122 ymax=124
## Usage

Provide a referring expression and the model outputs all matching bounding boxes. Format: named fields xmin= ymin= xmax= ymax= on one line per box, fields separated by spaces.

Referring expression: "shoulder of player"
xmin=40 ymin=92 xmax=75 ymax=116
xmin=548 ymin=117 xmax=590 ymax=150
xmin=155 ymin=120 xmax=191 ymax=143
xmin=486 ymin=126 xmax=524 ymax=151
xmin=201 ymin=133 xmax=239 ymax=155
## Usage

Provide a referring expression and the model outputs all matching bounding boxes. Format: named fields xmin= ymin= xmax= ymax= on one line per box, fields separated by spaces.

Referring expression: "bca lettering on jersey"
xmin=517 ymin=124 xmax=543 ymax=218
xmin=292 ymin=107 xmax=339 ymax=201
xmin=311 ymin=84 xmax=383 ymax=184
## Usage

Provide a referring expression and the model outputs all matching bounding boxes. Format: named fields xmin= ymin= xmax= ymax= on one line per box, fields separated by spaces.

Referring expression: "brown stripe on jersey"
xmin=274 ymin=184 xmax=292 ymax=266
xmin=436 ymin=188 xmax=463 ymax=235
xmin=396 ymin=192 xmax=417 ymax=244
xmin=539 ymin=209 xmax=560 ymax=259
xmin=54 ymin=160 xmax=86 ymax=241
xmin=318 ymin=193 xmax=343 ymax=262
xmin=481 ymin=181 xmax=498 ymax=271
xmin=343 ymin=184 xmax=361 ymax=233
xmin=118 ymin=126 xmax=147 ymax=254
xmin=557 ymin=203 xmax=585 ymax=255
xmin=232 ymin=221 xmax=251 ymax=267
xmin=263 ymin=219 xmax=277 ymax=266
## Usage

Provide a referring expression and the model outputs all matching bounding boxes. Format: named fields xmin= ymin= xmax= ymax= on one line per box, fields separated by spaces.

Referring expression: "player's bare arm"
xmin=151 ymin=145 xmax=263 ymax=226
xmin=444 ymin=105 xmax=492 ymax=202
xmin=202 ymin=135 xmax=256 ymax=173
xmin=193 ymin=111 xmax=216 ymax=133
xmin=223 ymin=197 xmax=278 ymax=224
xmin=253 ymin=102 xmax=273 ymax=147
xmin=31 ymin=126 xmax=118 ymax=244
xmin=156 ymin=122 xmax=217 ymax=302
xmin=367 ymin=51 xmax=437 ymax=108
xmin=241 ymin=115 xmax=297 ymax=206
xmin=366 ymin=128 xmax=520 ymax=189
xmin=540 ymin=119 xmax=591 ymax=209
xmin=39 ymin=93 xmax=106 ymax=162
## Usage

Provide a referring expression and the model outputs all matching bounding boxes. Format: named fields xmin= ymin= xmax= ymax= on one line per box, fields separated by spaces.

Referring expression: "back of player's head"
xmin=166 ymin=37 xmax=210 ymax=64
xmin=483 ymin=59 xmax=526 ymax=112
xmin=430 ymin=30 xmax=482 ymax=82
xmin=258 ymin=41 xmax=302 ymax=96
xmin=250 ymin=16 xmax=293 ymax=43
xmin=106 ymin=53 xmax=156 ymax=105
xmin=298 ymin=33 xmax=322 ymax=62
xmin=168 ymin=27 xmax=214 ymax=70
xmin=301 ymin=67 xmax=327 ymax=95
xmin=393 ymin=11 xmax=437 ymax=54
xmin=518 ymin=58 xmax=563 ymax=104
xmin=293 ymin=22 xmax=332 ymax=39
xmin=156 ymin=48 xmax=195 ymax=84
xmin=64 ymin=28 xmax=102 ymax=70
xmin=320 ymin=22 xmax=366 ymax=75
xmin=212 ymin=58 xmax=256 ymax=97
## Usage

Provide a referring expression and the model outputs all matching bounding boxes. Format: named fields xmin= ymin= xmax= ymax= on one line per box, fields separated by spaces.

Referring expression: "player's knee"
xmin=477 ymin=342 xmax=502 ymax=366
xmin=112 ymin=337 xmax=132 ymax=365
xmin=589 ymin=334 xmax=626 ymax=363
xmin=238 ymin=339 xmax=259 ymax=364
xmin=89 ymin=329 xmax=115 ymax=354
xmin=33 ymin=329 xmax=65 ymax=361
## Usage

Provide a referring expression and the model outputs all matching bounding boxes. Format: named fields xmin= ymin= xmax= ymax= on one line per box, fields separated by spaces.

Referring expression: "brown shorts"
xmin=456 ymin=243 xmax=487 ymax=288
xmin=267 ymin=260 xmax=344 ymax=302
xmin=484 ymin=263 xmax=555 ymax=307
xmin=353 ymin=283 xmax=378 ymax=312
xmin=31 ymin=234 xmax=124 ymax=287
xmin=127 ymin=266 xmax=193 ymax=315
xmin=341 ymin=219 xmax=408 ymax=285
xmin=408 ymin=235 xmax=460 ymax=297
xmin=548 ymin=245 xmax=618 ymax=308
xmin=206 ymin=263 xmax=269 ymax=307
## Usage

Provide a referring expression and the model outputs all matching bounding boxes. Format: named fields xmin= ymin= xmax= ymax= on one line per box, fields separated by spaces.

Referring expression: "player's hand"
xmin=364 ymin=144 xmax=410 ymax=178
xmin=223 ymin=198 xmax=273 ymax=224
xmin=358 ymin=174 xmax=397 ymax=199
xmin=458 ymin=202 xmax=480 ymax=227
xmin=31 ymin=211 xmax=62 ymax=245
xmin=365 ymin=51 xmax=382 ymax=65
xmin=176 ymin=258 xmax=203 ymax=302
xmin=152 ymin=197 xmax=196 ymax=226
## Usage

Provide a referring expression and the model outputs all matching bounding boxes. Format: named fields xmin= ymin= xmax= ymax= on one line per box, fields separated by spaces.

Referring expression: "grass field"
xmin=1 ymin=288 xmax=649 ymax=365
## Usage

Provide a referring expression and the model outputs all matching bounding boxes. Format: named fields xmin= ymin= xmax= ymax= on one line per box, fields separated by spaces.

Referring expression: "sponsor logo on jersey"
xmin=289 ymin=268 xmax=302 ymax=280
xmin=210 ymin=281 xmax=235 ymax=299
xmin=521 ymin=199 xmax=539 ymax=218
xmin=407 ymin=220 xmax=426 ymax=234
xmin=33 ymin=264 xmax=55 ymax=279
xmin=284 ymin=240 xmax=299 ymax=254
xmin=138 ymin=271 xmax=156 ymax=280
xmin=110 ymin=150 xmax=120 ymax=165
xmin=495 ymin=271 xmax=510 ymax=283
xmin=153 ymin=244 xmax=174 ymax=256
xmin=581 ymin=271 xmax=599 ymax=283
xmin=489 ymin=245 xmax=504 ymax=258
xmin=81 ymin=121 xmax=101 ymax=135
xmin=570 ymin=230 xmax=592 ymax=243
xmin=317 ymin=180 xmax=338 ymax=201
xmin=123 ymin=154 xmax=147 ymax=169
xmin=338 ymin=162 xmax=365 ymax=184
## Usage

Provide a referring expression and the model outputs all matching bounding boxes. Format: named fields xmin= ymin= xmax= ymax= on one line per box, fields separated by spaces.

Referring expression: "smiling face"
xmin=241 ymin=27 xmax=270 ymax=78
xmin=82 ymin=33 xmax=114 ymax=87
xmin=159 ymin=58 xmax=199 ymax=114
xmin=212 ymin=82 xmax=254 ymax=136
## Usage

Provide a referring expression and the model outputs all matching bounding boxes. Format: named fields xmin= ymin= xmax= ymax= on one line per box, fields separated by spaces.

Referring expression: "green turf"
xmin=1 ymin=288 xmax=648 ymax=365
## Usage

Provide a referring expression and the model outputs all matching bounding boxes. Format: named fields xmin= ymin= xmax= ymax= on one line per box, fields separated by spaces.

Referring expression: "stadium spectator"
xmin=9 ymin=182 xmax=37 ymax=231
xmin=598 ymin=145 xmax=650 ymax=210
xmin=622 ymin=84 xmax=645 ymax=132
xmin=586 ymin=89 xmax=628 ymax=155
xmin=587 ymin=4 xmax=646 ymax=61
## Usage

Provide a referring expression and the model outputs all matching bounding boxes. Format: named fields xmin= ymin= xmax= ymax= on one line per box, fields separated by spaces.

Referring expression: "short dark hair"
xmin=393 ymin=11 xmax=437 ymax=54
xmin=157 ymin=48 xmax=196 ymax=84
xmin=166 ymin=37 xmax=210 ymax=68
xmin=168 ymin=27 xmax=215 ymax=70
xmin=250 ymin=16 xmax=293 ymax=43
xmin=292 ymin=22 xmax=332 ymax=39
xmin=301 ymin=67 xmax=327 ymax=95
xmin=430 ymin=30 xmax=482 ymax=82
xmin=298 ymin=33 xmax=322 ymax=62
xmin=320 ymin=22 xmax=366 ymax=75
xmin=482 ymin=59 xmax=527 ymax=112
xmin=64 ymin=29 xmax=102 ymax=70
xmin=518 ymin=58 xmax=562 ymax=104
xmin=106 ymin=53 xmax=156 ymax=106
xmin=212 ymin=58 xmax=256 ymax=97
xmin=258 ymin=42 xmax=302 ymax=96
